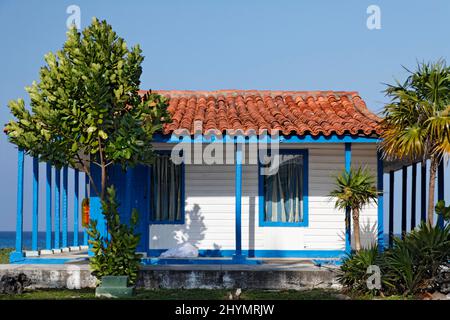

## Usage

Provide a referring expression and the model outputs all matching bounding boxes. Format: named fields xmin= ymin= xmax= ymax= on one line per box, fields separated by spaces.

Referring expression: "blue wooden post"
xmin=401 ymin=166 xmax=407 ymax=238
xmin=437 ymin=160 xmax=444 ymax=228
xmin=411 ymin=163 xmax=417 ymax=230
xmin=88 ymin=165 xmax=106 ymax=256
xmin=10 ymin=149 xmax=25 ymax=262
xmin=421 ymin=162 xmax=427 ymax=222
xmin=74 ymin=169 xmax=79 ymax=247
xmin=62 ymin=166 xmax=68 ymax=247
xmin=55 ymin=168 xmax=61 ymax=249
xmin=45 ymin=163 xmax=52 ymax=250
xmin=83 ymin=173 xmax=88 ymax=246
xmin=377 ymin=151 xmax=384 ymax=251
xmin=388 ymin=171 xmax=395 ymax=246
xmin=32 ymin=157 xmax=39 ymax=251
xmin=344 ymin=143 xmax=352 ymax=253
xmin=233 ymin=141 xmax=245 ymax=261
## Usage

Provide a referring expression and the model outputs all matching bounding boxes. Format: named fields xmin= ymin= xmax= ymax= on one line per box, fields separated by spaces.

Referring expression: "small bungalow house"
xmin=89 ymin=90 xmax=384 ymax=262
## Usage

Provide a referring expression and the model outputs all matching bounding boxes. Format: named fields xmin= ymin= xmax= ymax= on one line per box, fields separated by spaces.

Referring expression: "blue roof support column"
xmin=62 ymin=166 xmax=68 ymax=247
xmin=88 ymin=165 xmax=106 ymax=256
xmin=55 ymin=168 xmax=61 ymax=248
xmin=10 ymin=149 xmax=25 ymax=262
xmin=420 ymin=162 xmax=427 ymax=222
xmin=32 ymin=157 xmax=39 ymax=251
xmin=401 ymin=166 xmax=407 ymax=238
xmin=233 ymin=140 xmax=246 ymax=262
xmin=73 ymin=169 xmax=79 ymax=247
xmin=377 ymin=151 xmax=384 ymax=251
xmin=83 ymin=173 xmax=88 ymax=246
xmin=344 ymin=143 xmax=352 ymax=254
xmin=411 ymin=163 xmax=417 ymax=229
xmin=388 ymin=171 xmax=395 ymax=246
xmin=437 ymin=160 xmax=444 ymax=228
xmin=45 ymin=163 xmax=52 ymax=250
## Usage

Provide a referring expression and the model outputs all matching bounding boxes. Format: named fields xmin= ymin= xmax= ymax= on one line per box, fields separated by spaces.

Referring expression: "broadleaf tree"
xmin=4 ymin=18 xmax=169 ymax=200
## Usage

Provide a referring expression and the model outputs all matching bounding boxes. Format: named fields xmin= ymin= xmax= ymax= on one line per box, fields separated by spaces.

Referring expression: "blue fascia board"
xmin=152 ymin=133 xmax=380 ymax=144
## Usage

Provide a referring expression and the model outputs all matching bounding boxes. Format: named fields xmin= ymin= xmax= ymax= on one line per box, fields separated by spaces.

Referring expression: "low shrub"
xmin=338 ymin=222 xmax=450 ymax=296
xmin=337 ymin=245 xmax=387 ymax=295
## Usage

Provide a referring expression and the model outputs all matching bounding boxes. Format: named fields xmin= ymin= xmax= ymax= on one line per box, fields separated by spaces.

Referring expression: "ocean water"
xmin=0 ymin=231 xmax=86 ymax=249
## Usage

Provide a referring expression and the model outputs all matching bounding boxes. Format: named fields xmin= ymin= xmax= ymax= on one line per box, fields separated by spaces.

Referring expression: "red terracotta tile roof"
xmin=141 ymin=90 xmax=382 ymax=137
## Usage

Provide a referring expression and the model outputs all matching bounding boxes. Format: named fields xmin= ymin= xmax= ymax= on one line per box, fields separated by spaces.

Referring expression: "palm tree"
xmin=330 ymin=167 xmax=378 ymax=252
xmin=380 ymin=60 xmax=450 ymax=225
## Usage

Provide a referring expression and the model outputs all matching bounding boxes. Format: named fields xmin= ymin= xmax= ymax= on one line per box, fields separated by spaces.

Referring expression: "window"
xmin=259 ymin=149 xmax=308 ymax=227
xmin=150 ymin=152 xmax=185 ymax=224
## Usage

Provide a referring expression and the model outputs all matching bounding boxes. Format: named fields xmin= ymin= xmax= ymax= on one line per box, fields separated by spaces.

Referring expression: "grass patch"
xmin=0 ymin=288 xmax=343 ymax=300
xmin=0 ymin=248 xmax=13 ymax=264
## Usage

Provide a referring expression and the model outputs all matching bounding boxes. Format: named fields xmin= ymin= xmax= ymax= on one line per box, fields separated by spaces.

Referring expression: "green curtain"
xmin=152 ymin=155 xmax=182 ymax=221
xmin=264 ymin=154 xmax=303 ymax=223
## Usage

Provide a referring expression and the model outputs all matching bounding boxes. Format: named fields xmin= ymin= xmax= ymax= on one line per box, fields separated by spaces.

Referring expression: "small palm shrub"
xmin=384 ymin=222 xmax=450 ymax=295
xmin=88 ymin=186 xmax=142 ymax=285
xmin=337 ymin=245 xmax=388 ymax=295
xmin=338 ymin=222 xmax=450 ymax=296
xmin=329 ymin=166 xmax=378 ymax=251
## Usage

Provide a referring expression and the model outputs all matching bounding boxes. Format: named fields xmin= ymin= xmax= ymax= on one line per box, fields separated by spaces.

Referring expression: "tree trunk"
xmin=352 ymin=208 xmax=361 ymax=252
xmin=427 ymin=156 xmax=438 ymax=226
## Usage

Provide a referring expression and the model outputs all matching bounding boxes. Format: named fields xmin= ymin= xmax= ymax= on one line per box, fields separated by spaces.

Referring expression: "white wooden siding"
xmin=149 ymin=143 xmax=379 ymax=253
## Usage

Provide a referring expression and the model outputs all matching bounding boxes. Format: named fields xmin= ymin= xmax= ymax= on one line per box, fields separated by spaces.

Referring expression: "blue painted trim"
xmin=345 ymin=143 xmax=352 ymax=254
xmin=54 ymin=168 xmax=61 ymax=248
xmin=125 ymin=167 xmax=133 ymax=224
xmin=258 ymin=149 xmax=309 ymax=227
xmin=152 ymin=133 xmax=380 ymax=144
xmin=15 ymin=149 xmax=24 ymax=254
xmin=142 ymin=258 xmax=262 ymax=265
xmin=437 ymin=161 xmax=444 ymax=228
xmin=45 ymin=163 xmax=52 ymax=250
xmin=62 ymin=166 xmax=68 ymax=247
xmin=149 ymin=150 xmax=185 ymax=225
xmin=83 ymin=173 xmax=88 ymax=246
xmin=74 ymin=169 xmax=79 ymax=247
xmin=32 ymin=157 xmax=39 ymax=251
xmin=377 ymin=151 xmax=384 ymax=251
xmin=147 ymin=249 xmax=346 ymax=259
xmin=9 ymin=251 xmax=25 ymax=263
xmin=235 ymin=143 xmax=243 ymax=256
xmin=11 ymin=258 xmax=87 ymax=265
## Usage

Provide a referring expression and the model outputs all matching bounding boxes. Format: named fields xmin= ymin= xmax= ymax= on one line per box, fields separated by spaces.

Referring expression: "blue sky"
xmin=0 ymin=0 xmax=449 ymax=231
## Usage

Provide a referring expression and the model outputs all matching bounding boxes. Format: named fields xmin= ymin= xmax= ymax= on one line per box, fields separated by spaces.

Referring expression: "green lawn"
xmin=0 ymin=248 xmax=13 ymax=264
xmin=0 ymin=288 xmax=344 ymax=300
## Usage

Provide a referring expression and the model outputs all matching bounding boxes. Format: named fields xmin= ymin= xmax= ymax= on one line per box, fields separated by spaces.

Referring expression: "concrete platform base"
xmin=0 ymin=263 xmax=341 ymax=290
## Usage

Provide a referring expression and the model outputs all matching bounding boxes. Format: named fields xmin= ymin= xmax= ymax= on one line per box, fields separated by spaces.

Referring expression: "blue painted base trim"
xmin=142 ymin=257 xmax=262 ymax=265
xmin=148 ymin=249 xmax=346 ymax=259
xmin=9 ymin=251 xmax=25 ymax=263
xmin=312 ymin=259 xmax=343 ymax=267
xmin=10 ymin=258 xmax=88 ymax=265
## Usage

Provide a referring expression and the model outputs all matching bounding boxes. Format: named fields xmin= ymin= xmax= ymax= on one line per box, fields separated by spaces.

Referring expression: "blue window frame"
xmin=149 ymin=150 xmax=185 ymax=224
xmin=258 ymin=149 xmax=309 ymax=227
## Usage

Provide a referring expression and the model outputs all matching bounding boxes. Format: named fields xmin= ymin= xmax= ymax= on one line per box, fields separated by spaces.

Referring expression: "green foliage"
xmin=384 ymin=222 xmax=450 ymax=295
xmin=87 ymin=186 xmax=142 ymax=285
xmin=0 ymin=248 xmax=13 ymax=264
xmin=4 ymin=18 xmax=168 ymax=193
xmin=337 ymin=246 xmax=387 ymax=295
xmin=329 ymin=166 xmax=378 ymax=211
xmin=338 ymin=223 xmax=450 ymax=296
xmin=435 ymin=200 xmax=450 ymax=221
xmin=381 ymin=60 xmax=450 ymax=161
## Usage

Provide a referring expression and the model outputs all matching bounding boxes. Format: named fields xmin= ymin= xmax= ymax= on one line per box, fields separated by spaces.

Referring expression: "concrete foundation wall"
xmin=0 ymin=264 xmax=340 ymax=290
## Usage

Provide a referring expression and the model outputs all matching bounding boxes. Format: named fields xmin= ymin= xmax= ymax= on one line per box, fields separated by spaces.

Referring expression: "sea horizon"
xmin=0 ymin=231 xmax=86 ymax=249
